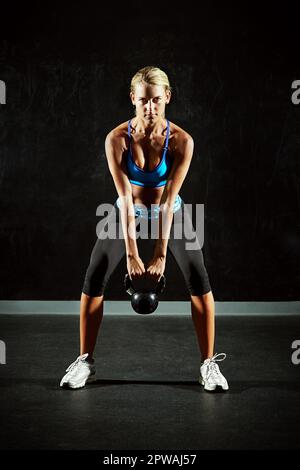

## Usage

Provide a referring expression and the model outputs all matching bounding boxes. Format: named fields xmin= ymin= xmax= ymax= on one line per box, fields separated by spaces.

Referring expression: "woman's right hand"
xmin=126 ymin=254 xmax=146 ymax=280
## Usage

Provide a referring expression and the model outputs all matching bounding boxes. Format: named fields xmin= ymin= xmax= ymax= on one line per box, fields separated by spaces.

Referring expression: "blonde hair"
xmin=130 ymin=66 xmax=172 ymax=93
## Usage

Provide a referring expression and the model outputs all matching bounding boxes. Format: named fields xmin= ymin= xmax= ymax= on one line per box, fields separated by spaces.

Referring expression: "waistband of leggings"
xmin=115 ymin=194 xmax=183 ymax=219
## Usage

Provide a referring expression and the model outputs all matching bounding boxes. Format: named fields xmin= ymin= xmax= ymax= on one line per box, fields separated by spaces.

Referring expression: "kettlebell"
xmin=124 ymin=273 xmax=166 ymax=315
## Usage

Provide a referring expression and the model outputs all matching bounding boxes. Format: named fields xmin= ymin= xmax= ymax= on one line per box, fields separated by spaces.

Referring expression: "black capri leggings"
xmin=82 ymin=199 xmax=212 ymax=297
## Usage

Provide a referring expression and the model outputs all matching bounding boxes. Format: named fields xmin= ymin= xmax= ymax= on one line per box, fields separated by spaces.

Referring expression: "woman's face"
xmin=130 ymin=82 xmax=171 ymax=122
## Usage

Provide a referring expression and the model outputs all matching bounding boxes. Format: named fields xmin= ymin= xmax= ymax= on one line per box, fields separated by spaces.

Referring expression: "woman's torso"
xmin=112 ymin=118 xmax=185 ymax=208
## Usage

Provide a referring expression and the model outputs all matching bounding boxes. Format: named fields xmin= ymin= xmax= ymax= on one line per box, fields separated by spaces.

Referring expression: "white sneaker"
xmin=60 ymin=353 xmax=96 ymax=389
xmin=199 ymin=352 xmax=229 ymax=391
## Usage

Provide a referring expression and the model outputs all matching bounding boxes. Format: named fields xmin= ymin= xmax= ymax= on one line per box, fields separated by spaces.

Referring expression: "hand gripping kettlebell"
xmin=124 ymin=273 xmax=166 ymax=315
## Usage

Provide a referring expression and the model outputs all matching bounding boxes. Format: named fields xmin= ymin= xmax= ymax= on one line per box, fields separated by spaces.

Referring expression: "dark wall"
xmin=0 ymin=5 xmax=299 ymax=300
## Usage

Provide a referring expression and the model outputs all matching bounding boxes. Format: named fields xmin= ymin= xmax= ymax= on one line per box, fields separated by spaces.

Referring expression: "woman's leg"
xmin=190 ymin=291 xmax=215 ymax=360
xmin=167 ymin=201 xmax=214 ymax=361
xmin=79 ymin=293 xmax=104 ymax=357
xmin=80 ymin=204 xmax=126 ymax=358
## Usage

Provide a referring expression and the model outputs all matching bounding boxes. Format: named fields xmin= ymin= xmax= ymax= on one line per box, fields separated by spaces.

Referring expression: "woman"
xmin=60 ymin=66 xmax=229 ymax=392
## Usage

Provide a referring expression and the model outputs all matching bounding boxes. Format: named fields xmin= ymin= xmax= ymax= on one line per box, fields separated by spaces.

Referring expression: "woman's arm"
xmin=104 ymin=131 xmax=139 ymax=257
xmin=154 ymin=133 xmax=194 ymax=257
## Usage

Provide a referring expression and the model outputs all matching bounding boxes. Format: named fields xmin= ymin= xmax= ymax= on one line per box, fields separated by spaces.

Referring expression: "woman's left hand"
xmin=145 ymin=255 xmax=166 ymax=282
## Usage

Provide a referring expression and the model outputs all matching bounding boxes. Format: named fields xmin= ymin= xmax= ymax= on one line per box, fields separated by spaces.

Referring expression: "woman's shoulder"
xmin=168 ymin=121 xmax=193 ymax=154
xmin=107 ymin=120 xmax=129 ymax=138
xmin=106 ymin=120 xmax=130 ymax=150
xmin=106 ymin=119 xmax=192 ymax=151
xmin=169 ymin=120 xmax=192 ymax=140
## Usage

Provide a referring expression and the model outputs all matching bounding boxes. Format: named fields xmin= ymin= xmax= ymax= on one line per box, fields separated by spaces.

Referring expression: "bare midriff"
xmin=131 ymin=184 xmax=165 ymax=208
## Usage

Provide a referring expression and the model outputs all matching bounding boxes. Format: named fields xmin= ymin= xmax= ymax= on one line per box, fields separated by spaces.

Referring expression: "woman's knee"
xmin=82 ymin=262 xmax=107 ymax=297
xmin=81 ymin=291 xmax=104 ymax=300
xmin=185 ymin=262 xmax=212 ymax=296
xmin=188 ymin=282 xmax=212 ymax=296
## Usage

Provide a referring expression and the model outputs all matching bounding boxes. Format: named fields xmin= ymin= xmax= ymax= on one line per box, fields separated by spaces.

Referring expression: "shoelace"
xmin=204 ymin=353 xmax=226 ymax=380
xmin=65 ymin=353 xmax=89 ymax=372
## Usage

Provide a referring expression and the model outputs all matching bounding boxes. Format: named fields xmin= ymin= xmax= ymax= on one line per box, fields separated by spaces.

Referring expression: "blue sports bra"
xmin=126 ymin=119 xmax=173 ymax=187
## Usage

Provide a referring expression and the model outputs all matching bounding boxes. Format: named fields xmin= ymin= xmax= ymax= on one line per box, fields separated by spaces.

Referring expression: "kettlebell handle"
xmin=124 ymin=273 xmax=166 ymax=296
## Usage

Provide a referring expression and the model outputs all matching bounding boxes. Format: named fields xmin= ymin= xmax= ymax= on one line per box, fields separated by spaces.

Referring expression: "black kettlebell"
xmin=124 ymin=273 xmax=166 ymax=315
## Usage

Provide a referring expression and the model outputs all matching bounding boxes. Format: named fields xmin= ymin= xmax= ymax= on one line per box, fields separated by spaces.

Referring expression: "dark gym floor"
xmin=0 ymin=313 xmax=300 ymax=450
